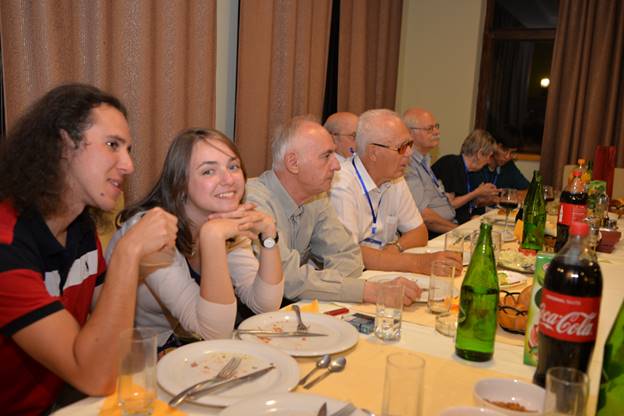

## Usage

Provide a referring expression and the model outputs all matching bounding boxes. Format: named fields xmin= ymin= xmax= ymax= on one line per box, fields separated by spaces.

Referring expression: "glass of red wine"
xmin=499 ymin=188 xmax=518 ymax=240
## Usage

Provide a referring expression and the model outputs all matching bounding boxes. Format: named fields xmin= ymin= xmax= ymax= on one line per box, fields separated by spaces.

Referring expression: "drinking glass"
xmin=499 ymin=188 xmax=518 ymax=241
xmin=118 ymin=328 xmax=158 ymax=415
xmin=428 ymin=261 xmax=455 ymax=314
xmin=375 ymin=284 xmax=404 ymax=341
xmin=126 ymin=214 xmax=176 ymax=277
xmin=544 ymin=185 xmax=555 ymax=204
xmin=444 ymin=230 xmax=469 ymax=264
xmin=381 ymin=352 xmax=425 ymax=416
xmin=543 ymin=367 xmax=589 ymax=416
xmin=471 ymin=229 xmax=502 ymax=264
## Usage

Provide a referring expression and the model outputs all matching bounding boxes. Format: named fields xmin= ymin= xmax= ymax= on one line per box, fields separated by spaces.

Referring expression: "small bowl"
xmin=474 ymin=378 xmax=545 ymax=415
xmin=439 ymin=406 xmax=505 ymax=416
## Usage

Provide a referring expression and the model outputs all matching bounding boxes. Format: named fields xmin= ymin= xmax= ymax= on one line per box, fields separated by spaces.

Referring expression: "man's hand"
xmin=363 ymin=277 xmax=423 ymax=306
xmin=420 ymin=251 xmax=463 ymax=276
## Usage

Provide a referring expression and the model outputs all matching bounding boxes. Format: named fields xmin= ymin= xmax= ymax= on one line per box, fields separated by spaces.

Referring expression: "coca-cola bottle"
xmin=555 ymin=170 xmax=588 ymax=252
xmin=533 ymin=221 xmax=602 ymax=387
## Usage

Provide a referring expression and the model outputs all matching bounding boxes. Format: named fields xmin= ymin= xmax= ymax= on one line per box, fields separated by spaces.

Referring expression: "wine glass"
xmin=499 ymin=188 xmax=518 ymax=240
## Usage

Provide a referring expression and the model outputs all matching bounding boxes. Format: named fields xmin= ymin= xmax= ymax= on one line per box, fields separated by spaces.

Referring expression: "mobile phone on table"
xmin=343 ymin=313 xmax=375 ymax=334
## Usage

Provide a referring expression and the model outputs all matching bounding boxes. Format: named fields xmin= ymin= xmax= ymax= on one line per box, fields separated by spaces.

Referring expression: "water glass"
xmin=381 ymin=352 xmax=425 ymax=416
xmin=118 ymin=328 xmax=158 ymax=415
xmin=444 ymin=230 xmax=469 ymax=263
xmin=375 ymin=284 xmax=404 ymax=341
xmin=428 ymin=261 xmax=455 ymax=314
xmin=543 ymin=367 xmax=589 ymax=416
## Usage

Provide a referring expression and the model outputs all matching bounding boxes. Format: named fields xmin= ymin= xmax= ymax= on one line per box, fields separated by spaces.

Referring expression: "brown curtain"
xmin=540 ymin=0 xmax=624 ymax=187
xmin=337 ymin=0 xmax=402 ymax=113
xmin=0 ymin=0 xmax=217 ymax=202
xmin=235 ymin=0 xmax=332 ymax=177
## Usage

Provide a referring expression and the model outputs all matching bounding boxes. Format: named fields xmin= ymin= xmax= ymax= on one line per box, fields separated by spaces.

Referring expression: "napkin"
xmin=98 ymin=382 xmax=186 ymax=416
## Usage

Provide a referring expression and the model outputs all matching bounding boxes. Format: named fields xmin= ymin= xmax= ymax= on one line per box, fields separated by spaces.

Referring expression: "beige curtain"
xmin=337 ymin=0 xmax=403 ymax=113
xmin=540 ymin=0 xmax=624 ymax=187
xmin=1 ymin=0 xmax=217 ymax=202
xmin=235 ymin=0 xmax=332 ymax=177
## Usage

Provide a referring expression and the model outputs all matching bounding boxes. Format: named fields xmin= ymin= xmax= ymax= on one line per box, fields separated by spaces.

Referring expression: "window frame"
xmin=474 ymin=0 xmax=556 ymax=158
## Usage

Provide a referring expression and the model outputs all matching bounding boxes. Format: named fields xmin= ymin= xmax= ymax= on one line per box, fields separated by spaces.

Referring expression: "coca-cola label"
xmin=539 ymin=289 xmax=600 ymax=342
xmin=558 ymin=202 xmax=587 ymax=226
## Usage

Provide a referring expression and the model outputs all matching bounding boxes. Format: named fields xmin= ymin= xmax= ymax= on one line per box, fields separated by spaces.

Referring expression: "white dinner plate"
xmin=237 ymin=311 xmax=359 ymax=357
xmin=157 ymin=340 xmax=299 ymax=407
xmin=498 ymin=250 xmax=535 ymax=273
xmin=497 ymin=270 xmax=529 ymax=290
xmin=218 ymin=392 xmax=368 ymax=416
xmin=367 ymin=272 xmax=430 ymax=302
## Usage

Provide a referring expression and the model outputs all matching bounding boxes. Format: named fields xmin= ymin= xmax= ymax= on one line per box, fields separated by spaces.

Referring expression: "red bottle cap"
xmin=569 ymin=221 xmax=589 ymax=237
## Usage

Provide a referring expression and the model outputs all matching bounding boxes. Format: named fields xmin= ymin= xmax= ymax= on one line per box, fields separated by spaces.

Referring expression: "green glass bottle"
xmin=597 ymin=300 xmax=624 ymax=415
xmin=455 ymin=221 xmax=499 ymax=362
xmin=521 ymin=170 xmax=546 ymax=251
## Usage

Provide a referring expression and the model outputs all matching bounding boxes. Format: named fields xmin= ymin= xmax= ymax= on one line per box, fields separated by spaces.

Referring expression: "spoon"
xmin=303 ymin=356 xmax=346 ymax=389
xmin=298 ymin=354 xmax=330 ymax=386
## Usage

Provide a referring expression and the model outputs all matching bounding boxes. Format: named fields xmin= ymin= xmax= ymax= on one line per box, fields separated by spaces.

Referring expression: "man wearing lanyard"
xmin=246 ymin=116 xmax=423 ymax=306
xmin=402 ymin=108 xmax=458 ymax=238
xmin=324 ymin=112 xmax=358 ymax=163
xmin=330 ymin=109 xmax=462 ymax=275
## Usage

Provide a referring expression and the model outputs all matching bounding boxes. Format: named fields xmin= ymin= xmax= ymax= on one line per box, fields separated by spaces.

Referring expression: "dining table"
xmin=54 ymin=211 xmax=624 ymax=416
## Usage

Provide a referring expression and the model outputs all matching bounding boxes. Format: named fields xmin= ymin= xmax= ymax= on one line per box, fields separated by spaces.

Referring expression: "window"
xmin=475 ymin=0 xmax=559 ymax=155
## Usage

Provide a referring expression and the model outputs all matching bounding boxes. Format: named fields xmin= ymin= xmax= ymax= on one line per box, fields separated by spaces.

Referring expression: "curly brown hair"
xmin=0 ymin=83 xmax=127 ymax=219
xmin=119 ymin=128 xmax=246 ymax=257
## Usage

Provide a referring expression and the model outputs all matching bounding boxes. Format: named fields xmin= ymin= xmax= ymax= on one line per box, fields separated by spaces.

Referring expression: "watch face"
xmin=263 ymin=238 xmax=276 ymax=248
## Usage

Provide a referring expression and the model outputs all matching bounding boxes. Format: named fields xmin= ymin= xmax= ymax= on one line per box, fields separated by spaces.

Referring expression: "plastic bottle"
xmin=533 ymin=221 xmax=602 ymax=387
xmin=555 ymin=170 xmax=588 ymax=252
xmin=455 ymin=221 xmax=499 ymax=362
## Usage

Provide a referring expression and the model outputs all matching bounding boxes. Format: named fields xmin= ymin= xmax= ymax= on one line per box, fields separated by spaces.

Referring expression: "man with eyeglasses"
xmin=246 ymin=116 xmax=421 ymax=306
xmin=402 ymin=108 xmax=458 ymax=238
xmin=330 ymin=109 xmax=462 ymax=276
xmin=324 ymin=112 xmax=358 ymax=163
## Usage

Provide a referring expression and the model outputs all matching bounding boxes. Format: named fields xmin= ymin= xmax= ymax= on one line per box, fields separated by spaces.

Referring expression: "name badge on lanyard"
xmin=352 ymin=158 xmax=383 ymax=247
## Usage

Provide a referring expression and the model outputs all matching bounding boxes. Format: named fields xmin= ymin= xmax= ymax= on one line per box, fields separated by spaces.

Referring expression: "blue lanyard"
xmin=488 ymin=166 xmax=499 ymax=186
xmin=352 ymin=158 xmax=383 ymax=245
xmin=462 ymin=156 xmax=475 ymax=214
xmin=418 ymin=157 xmax=440 ymax=188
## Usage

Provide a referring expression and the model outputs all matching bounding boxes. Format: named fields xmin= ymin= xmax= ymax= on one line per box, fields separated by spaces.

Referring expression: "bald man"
xmin=330 ymin=109 xmax=462 ymax=275
xmin=324 ymin=112 xmax=358 ymax=162
xmin=246 ymin=116 xmax=422 ymax=305
xmin=403 ymin=107 xmax=458 ymax=237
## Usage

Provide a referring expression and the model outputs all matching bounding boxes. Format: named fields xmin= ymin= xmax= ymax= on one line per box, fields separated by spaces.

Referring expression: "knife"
xmin=169 ymin=365 xmax=275 ymax=406
xmin=236 ymin=329 xmax=328 ymax=337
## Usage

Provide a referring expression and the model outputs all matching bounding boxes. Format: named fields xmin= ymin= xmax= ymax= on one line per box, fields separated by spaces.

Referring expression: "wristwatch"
xmin=259 ymin=231 xmax=279 ymax=249
xmin=388 ymin=240 xmax=404 ymax=252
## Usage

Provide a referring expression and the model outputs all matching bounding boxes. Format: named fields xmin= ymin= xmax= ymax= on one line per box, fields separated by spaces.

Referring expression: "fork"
xmin=168 ymin=356 xmax=242 ymax=407
xmin=329 ymin=402 xmax=357 ymax=416
xmin=292 ymin=304 xmax=309 ymax=331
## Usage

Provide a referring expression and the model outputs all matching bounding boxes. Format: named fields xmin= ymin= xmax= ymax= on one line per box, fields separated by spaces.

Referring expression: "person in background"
xmin=432 ymin=129 xmax=500 ymax=224
xmin=0 ymin=84 xmax=178 ymax=414
xmin=469 ymin=141 xmax=529 ymax=213
xmin=246 ymin=116 xmax=422 ymax=305
xmin=402 ymin=107 xmax=457 ymax=238
xmin=324 ymin=112 xmax=358 ymax=163
xmin=330 ymin=109 xmax=462 ymax=280
xmin=107 ymin=128 xmax=283 ymax=350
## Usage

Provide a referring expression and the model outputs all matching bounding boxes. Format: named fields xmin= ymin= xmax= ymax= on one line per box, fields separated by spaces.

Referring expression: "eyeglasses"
xmin=370 ymin=140 xmax=414 ymax=155
xmin=331 ymin=132 xmax=356 ymax=138
xmin=409 ymin=123 xmax=440 ymax=133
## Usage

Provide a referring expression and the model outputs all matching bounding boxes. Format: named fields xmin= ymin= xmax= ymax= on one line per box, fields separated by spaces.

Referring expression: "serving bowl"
xmin=473 ymin=378 xmax=544 ymax=415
